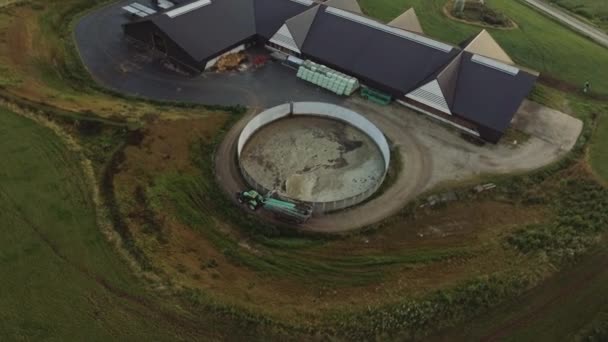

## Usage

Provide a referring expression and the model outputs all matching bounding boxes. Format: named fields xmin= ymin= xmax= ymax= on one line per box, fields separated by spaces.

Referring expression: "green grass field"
xmin=549 ymin=0 xmax=608 ymax=32
xmin=358 ymin=0 xmax=608 ymax=95
xmin=0 ymin=108 xmax=255 ymax=341
xmin=0 ymin=108 xmax=168 ymax=340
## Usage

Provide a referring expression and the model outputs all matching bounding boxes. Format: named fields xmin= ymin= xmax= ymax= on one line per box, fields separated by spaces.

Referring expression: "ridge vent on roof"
xmin=289 ymin=0 xmax=314 ymax=5
xmin=165 ymin=0 xmax=211 ymax=18
xmin=325 ymin=7 xmax=452 ymax=53
xmin=471 ymin=54 xmax=519 ymax=76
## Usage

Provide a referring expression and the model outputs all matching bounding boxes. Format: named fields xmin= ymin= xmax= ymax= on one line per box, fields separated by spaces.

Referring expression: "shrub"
xmin=506 ymin=179 xmax=608 ymax=261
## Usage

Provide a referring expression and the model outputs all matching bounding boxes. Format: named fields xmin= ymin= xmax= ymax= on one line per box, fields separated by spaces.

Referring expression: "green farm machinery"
xmin=236 ymin=190 xmax=313 ymax=224
xmin=360 ymin=86 xmax=392 ymax=105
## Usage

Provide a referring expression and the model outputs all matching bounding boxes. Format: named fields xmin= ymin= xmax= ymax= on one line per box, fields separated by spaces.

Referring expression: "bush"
xmin=507 ymin=179 xmax=608 ymax=261
xmin=333 ymin=273 xmax=534 ymax=339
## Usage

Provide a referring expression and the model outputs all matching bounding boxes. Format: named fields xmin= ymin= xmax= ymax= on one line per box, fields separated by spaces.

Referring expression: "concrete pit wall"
xmin=237 ymin=102 xmax=390 ymax=214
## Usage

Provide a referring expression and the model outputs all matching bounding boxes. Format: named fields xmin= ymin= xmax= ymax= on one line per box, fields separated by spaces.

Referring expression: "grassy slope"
xmin=430 ymin=238 xmax=608 ymax=341
xmin=548 ymin=0 xmax=608 ymax=32
xmin=590 ymin=112 xmax=608 ymax=182
xmin=0 ymin=108 xmax=210 ymax=341
xmin=359 ymin=0 xmax=608 ymax=95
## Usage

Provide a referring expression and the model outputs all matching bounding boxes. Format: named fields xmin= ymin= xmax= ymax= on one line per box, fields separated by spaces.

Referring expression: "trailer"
xmin=236 ymin=190 xmax=313 ymax=223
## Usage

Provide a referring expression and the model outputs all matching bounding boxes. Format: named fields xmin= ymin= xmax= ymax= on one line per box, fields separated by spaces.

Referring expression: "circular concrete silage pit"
xmin=237 ymin=102 xmax=390 ymax=213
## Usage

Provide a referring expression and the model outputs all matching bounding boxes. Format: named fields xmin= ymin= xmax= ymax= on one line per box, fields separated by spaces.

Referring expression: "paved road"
xmin=523 ymin=0 xmax=608 ymax=48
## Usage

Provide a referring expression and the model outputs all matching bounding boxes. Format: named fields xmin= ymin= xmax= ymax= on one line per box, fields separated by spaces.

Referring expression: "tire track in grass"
xmin=0 ymin=111 xmax=221 ymax=338
xmin=479 ymin=251 xmax=608 ymax=341
xmin=0 ymin=179 xmax=217 ymax=338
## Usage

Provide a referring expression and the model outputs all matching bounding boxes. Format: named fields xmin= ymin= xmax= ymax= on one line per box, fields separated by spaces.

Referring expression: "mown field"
xmin=0 ymin=0 xmax=607 ymax=340
xmin=359 ymin=0 xmax=608 ymax=96
xmin=548 ymin=0 xmax=608 ymax=32
xmin=0 ymin=108 xmax=183 ymax=340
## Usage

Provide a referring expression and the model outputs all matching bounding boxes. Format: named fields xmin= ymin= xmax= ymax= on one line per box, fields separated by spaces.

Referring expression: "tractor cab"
xmin=236 ymin=190 xmax=264 ymax=211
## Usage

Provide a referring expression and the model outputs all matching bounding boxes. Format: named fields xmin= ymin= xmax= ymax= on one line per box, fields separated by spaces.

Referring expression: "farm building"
xmin=122 ymin=0 xmax=538 ymax=143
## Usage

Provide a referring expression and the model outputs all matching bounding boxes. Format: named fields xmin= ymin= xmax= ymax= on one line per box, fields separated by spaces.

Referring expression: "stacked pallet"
xmin=296 ymin=60 xmax=359 ymax=96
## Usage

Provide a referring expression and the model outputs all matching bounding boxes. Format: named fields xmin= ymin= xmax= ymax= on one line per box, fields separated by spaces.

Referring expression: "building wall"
xmin=476 ymin=125 xmax=502 ymax=143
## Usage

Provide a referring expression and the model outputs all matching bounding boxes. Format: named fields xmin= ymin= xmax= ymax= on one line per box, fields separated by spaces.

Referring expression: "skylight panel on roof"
xmin=131 ymin=3 xmax=156 ymax=15
xmin=325 ymin=7 xmax=452 ymax=53
xmin=165 ymin=0 xmax=211 ymax=18
xmin=289 ymin=0 xmax=313 ymax=5
xmin=471 ymin=54 xmax=519 ymax=76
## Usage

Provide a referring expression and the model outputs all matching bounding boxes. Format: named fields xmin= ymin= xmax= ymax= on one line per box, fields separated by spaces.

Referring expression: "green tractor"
xmin=236 ymin=190 xmax=264 ymax=211
xmin=236 ymin=189 xmax=313 ymax=223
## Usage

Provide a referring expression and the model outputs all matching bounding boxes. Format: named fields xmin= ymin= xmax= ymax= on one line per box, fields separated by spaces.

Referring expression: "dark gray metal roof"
xmin=254 ymin=0 xmax=312 ymax=39
xmin=300 ymin=7 xmax=460 ymax=94
xmin=128 ymin=0 xmax=311 ymax=62
xmin=145 ymin=0 xmax=256 ymax=61
xmin=436 ymin=52 xmax=463 ymax=108
xmin=285 ymin=5 xmax=320 ymax=48
xmin=452 ymin=52 xmax=537 ymax=133
xmin=123 ymin=2 xmax=537 ymax=137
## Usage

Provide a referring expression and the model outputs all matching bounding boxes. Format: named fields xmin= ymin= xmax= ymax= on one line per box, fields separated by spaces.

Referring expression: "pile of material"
xmin=215 ymin=52 xmax=247 ymax=71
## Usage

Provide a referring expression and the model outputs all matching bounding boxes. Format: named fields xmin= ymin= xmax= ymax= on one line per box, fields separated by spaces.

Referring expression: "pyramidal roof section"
xmin=406 ymin=79 xmax=451 ymax=115
xmin=324 ymin=0 xmax=362 ymax=14
xmin=436 ymin=52 xmax=464 ymax=108
xmin=388 ymin=8 xmax=423 ymax=34
xmin=285 ymin=5 xmax=320 ymax=48
xmin=405 ymin=51 xmax=464 ymax=114
xmin=463 ymin=29 xmax=514 ymax=65
xmin=269 ymin=24 xmax=302 ymax=53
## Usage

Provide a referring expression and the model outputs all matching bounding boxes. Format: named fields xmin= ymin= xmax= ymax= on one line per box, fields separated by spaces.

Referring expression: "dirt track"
xmin=215 ymin=98 xmax=582 ymax=233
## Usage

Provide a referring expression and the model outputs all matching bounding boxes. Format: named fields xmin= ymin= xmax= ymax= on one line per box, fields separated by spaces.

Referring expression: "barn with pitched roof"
xmin=122 ymin=0 xmax=538 ymax=142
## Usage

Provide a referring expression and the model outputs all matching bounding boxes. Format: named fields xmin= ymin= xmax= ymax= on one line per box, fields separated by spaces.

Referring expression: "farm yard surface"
xmin=74 ymin=2 xmax=343 ymax=108
xmin=216 ymin=96 xmax=582 ymax=232
xmin=0 ymin=0 xmax=608 ymax=341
